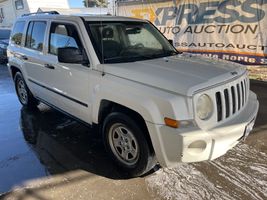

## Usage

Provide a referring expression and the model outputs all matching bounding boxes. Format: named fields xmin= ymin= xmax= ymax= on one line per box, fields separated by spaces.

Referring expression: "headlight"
xmin=196 ymin=94 xmax=213 ymax=120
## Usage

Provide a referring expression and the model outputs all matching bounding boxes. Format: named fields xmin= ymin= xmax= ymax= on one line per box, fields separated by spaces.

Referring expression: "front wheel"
xmin=14 ymin=72 xmax=39 ymax=108
xmin=102 ymin=112 xmax=156 ymax=177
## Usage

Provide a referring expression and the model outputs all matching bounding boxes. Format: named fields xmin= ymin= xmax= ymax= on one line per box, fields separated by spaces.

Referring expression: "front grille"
xmin=215 ymin=76 xmax=249 ymax=122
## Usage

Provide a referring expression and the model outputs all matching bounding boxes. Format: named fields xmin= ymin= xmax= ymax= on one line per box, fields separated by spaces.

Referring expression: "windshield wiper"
xmin=164 ymin=50 xmax=181 ymax=56
xmin=142 ymin=51 xmax=179 ymax=59
xmin=104 ymin=55 xmax=146 ymax=63
xmin=103 ymin=51 xmax=181 ymax=63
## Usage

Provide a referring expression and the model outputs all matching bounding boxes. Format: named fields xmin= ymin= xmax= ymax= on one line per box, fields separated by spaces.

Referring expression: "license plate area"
xmin=241 ymin=118 xmax=256 ymax=141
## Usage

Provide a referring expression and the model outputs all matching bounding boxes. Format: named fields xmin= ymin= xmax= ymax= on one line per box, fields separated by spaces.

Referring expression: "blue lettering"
xmin=175 ymin=4 xmax=198 ymax=25
xmin=194 ymin=1 xmax=220 ymax=24
xmin=154 ymin=7 xmax=164 ymax=26
xmin=240 ymin=0 xmax=267 ymax=22
xmin=215 ymin=0 xmax=241 ymax=23
xmin=154 ymin=0 xmax=267 ymax=26
xmin=159 ymin=7 xmax=176 ymax=26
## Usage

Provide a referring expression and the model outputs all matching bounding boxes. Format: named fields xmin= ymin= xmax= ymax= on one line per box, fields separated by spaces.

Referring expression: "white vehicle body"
xmin=7 ymin=13 xmax=259 ymax=169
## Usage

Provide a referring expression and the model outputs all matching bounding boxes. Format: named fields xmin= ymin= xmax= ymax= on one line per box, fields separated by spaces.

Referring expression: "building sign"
xmin=118 ymin=0 xmax=267 ymax=65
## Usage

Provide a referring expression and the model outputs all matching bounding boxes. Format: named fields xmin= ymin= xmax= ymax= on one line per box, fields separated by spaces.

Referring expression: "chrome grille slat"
xmin=224 ymin=89 xmax=230 ymax=118
xmin=215 ymin=76 xmax=249 ymax=122
xmin=228 ymin=88 xmax=233 ymax=116
xmin=241 ymin=81 xmax=244 ymax=106
xmin=244 ymin=79 xmax=247 ymax=102
xmin=216 ymin=92 xmax=222 ymax=122
xmin=231 ymin=86 xmax=236 ymax=114
xmin=220 ymin=91 xmax=226 ymax=120
xmin=237 ymin=83 xmax=241 ymax=111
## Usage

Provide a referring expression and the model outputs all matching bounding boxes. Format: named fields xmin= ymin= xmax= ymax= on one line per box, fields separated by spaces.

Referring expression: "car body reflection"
xmin=20 ymin=106 xmax=126 ymax=179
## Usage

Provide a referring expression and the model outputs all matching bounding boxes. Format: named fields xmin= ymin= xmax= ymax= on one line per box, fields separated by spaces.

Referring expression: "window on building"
xmin=49 ymin=23 xmax=83 ymax=55
xmin=15 ymin=0 xmax=24 ymax=10
xmin=0 ymin=8 xmax=4 ymax=23
xmin=26 ymin=21 xmax=46 ymax=51
xmin=11 ymin=21 xmax=25 ymax=45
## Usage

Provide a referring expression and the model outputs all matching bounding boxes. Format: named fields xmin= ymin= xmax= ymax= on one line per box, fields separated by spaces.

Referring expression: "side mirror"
xmin=168 ymin=39 xmax=173 ymax=45
xmin=58 ymin=47 xmax=89 ymax=64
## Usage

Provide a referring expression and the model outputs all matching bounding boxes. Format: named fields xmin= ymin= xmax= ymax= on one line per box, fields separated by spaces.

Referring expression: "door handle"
xmin=44 ymin=64 xmax=55 ymax=69
xmin=20 ymin=55 xmax=28 ymax=60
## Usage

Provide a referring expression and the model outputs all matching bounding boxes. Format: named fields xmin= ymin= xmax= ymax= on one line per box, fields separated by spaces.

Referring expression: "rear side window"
xmin=11 ymin=21 xmax=25 ymax=45
xmin=49 ymin=23 xmax=83 ymax=55
xmin=26 ymin=21 xmax=46 ymax=51
xmin=0 ymin=29 xmax=11 ymax=40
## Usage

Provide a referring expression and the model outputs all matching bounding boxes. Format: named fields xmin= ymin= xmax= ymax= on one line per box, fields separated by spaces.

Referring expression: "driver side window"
xmin=49 ymin=23 xmax=83 ymax=55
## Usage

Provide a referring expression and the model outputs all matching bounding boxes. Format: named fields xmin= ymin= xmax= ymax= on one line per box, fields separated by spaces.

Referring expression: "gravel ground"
xmin=248 ymin=66 xmax=267 ymax=81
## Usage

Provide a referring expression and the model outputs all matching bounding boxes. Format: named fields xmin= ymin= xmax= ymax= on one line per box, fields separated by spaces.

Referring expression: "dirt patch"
xmin=248 ymin=66 xmax=267 ymax=81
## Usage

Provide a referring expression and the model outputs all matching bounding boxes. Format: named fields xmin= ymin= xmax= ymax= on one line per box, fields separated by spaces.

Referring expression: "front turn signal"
xmin=164 ymin=117 xmax=179 ymax=128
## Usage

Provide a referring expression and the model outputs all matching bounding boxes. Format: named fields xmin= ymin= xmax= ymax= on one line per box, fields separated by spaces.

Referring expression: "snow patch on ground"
xmin=146 ymin=143 xmax=267 ymax=200
xmin=146 ymin=165 xmax=233 ymax=200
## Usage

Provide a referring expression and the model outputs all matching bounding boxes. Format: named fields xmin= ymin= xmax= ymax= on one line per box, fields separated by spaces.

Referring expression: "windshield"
xmin=0 ymin=29 xmax=11 ymax=40
xmin=86 ymin=21 xmax=178 ymax=64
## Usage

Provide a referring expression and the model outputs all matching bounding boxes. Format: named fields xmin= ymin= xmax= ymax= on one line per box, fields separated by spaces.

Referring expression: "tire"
xmin=0 ymin=53 xmax=7 ymax=64
xmin=102 ymin=112 xmax=156 ymax=177
xmin=0 ymin=58 xmax=7 ymax=64
xmin=14 ymin=72 xmax=39 ymax=108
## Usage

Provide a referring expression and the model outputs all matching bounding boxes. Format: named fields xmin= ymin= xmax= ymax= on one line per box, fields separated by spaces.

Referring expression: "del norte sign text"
xmin=118 ymin=0 xmax=267 ymax=65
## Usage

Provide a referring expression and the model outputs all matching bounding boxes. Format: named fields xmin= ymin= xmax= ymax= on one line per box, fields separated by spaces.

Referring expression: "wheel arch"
xmin=10 ymin=65 xmax=22 ymax=80
xmin=98 ymin=99 xmax=155 ymax=154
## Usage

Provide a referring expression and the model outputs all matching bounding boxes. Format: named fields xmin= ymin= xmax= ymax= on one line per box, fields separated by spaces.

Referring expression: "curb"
xmin=250 ymin=79 xmax=267 ymax=86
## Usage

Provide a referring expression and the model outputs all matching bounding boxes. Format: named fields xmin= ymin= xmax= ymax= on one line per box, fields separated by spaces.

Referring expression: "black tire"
xmin=14 ymin=72 xmax=39 ymax=108
xmin=0 ymin=58 xmax=7 ymax=64
xmin=0 ymin=54 xmax=7 ymax=64
xmin=102 ymin=112 xmax=156 ymax=177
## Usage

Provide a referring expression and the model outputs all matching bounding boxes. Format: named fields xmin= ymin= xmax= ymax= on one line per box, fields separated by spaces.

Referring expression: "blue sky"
xmin=69 ymin=0 xmax=111 ymax=8
xmin=68 ymin=0 xmax=84 ymax=8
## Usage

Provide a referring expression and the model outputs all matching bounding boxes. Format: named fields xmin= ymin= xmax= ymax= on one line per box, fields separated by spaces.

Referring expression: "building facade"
xmin=0 ymin=0 xmax=70 ymax=27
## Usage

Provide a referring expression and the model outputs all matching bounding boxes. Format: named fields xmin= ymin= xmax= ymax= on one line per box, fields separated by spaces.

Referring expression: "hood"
xmin=102 ymin=54 xmax=246 ymax=96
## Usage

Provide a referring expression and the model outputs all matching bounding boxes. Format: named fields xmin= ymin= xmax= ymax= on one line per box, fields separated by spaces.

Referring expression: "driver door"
xmin=39 ymin=21 xmax=92 ymax=123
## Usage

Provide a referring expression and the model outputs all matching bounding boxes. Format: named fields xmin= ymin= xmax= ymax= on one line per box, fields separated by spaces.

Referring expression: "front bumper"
xmin=146 ymin=91 xmax=259 ymax=167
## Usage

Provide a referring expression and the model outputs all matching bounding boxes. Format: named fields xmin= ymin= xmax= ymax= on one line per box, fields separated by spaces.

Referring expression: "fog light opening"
xmin=187 ymin=140 xmax=207 ymax=154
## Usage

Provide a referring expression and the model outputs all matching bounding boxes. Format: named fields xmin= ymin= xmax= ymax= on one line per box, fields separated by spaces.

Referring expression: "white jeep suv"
xmin=7 ymin=12 xmax=259 ymax=177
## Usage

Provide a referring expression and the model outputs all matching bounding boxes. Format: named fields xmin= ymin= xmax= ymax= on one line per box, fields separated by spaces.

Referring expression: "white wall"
xmin=0 ymin=0 xmax=71 ymax=28
xmin=27 ymin=0 xmax=70 ymax=12
xmin=14 ymin=0 xmax=30 ymax=18
xmin=0 ymin=0 xmax=16 ymax=27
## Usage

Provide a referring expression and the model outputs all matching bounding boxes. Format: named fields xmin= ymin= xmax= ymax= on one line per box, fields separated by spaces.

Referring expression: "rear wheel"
xmin=0 ymin=57 xmax=7 ymax=64
xmin=102 ymin=112 xmax=156 ymax=177
xmin=14 ymin=72 xmax=39 ymax=108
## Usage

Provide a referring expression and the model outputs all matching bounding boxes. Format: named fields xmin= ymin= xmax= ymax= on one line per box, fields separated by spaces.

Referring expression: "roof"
xmin=82 ymin=15 xmax=145 ymax=22
xmin=38 ymin=7 xmax=108 ymax=15
xmin=18 ymin=12 xmax=145 ymax=23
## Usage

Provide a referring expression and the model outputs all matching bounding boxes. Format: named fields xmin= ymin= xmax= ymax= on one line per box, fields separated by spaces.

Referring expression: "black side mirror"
xmin=58 ymin=47 xmax=89 ymax=65
xmin=168 ymin=39 xmax=173 ymax=45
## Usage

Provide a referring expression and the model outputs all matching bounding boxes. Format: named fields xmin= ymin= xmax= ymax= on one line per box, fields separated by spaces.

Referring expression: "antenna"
xmin=100 ymin=2 xmax=105 ymax=76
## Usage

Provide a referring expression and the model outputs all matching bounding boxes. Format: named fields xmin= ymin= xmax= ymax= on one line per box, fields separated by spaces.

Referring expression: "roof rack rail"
xmin=22 ymin=11 xmax=59 ymax=17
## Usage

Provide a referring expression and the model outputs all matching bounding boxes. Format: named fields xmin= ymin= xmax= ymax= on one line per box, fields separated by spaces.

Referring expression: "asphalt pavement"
xmin=0 ymin=65 xmax=266 ymax=200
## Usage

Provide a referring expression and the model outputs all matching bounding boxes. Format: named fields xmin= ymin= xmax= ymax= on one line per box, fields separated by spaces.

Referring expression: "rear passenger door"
xmin=39 ymin=21 xmax=92 ymax=123
xmin=8 ymin=20 xmax=26 ymax=72
xmin=20 ymin=20 xmax=48 ymax=99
